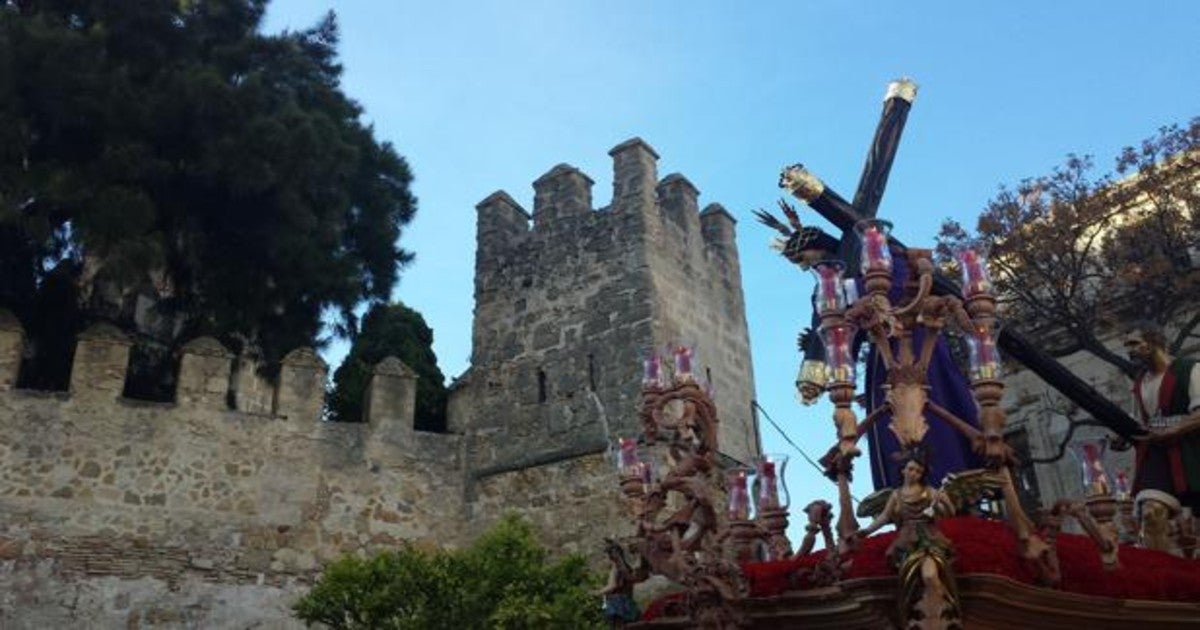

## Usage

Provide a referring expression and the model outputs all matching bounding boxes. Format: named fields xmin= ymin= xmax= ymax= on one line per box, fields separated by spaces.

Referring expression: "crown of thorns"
xmin=754 ymin=201 xmax=839 ymax=265
xmin=783 ymin=227 xmax=839 ymax=260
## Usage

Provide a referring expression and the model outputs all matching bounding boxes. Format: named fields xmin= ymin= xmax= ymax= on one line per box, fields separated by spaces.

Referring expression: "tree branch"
xmin=1172 ymin=311 xmax=1200 ymax=356
xmin=1073 ymin=325 xmax=1138 ymax=377
xmin=1030 ymin=419 xmax=1108 ymax=464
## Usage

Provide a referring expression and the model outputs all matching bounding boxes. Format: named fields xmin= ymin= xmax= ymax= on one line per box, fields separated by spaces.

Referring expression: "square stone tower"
xmin=452 ymin=138 xmax=759 ymax=488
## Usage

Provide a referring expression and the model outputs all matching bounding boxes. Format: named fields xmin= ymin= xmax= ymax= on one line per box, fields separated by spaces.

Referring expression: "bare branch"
xmin=1030 ymin=418 xmax=1108 ymax=464
xmin=1172 ymin=311 xmax=1200 ymax=356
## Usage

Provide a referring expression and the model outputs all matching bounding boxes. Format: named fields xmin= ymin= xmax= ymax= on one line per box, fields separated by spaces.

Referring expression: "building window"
xmin=537 ymin=369 xmax=547 ymax=403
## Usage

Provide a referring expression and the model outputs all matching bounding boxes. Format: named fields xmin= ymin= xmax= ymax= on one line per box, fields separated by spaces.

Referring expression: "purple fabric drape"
xmin=861 ymin=251 xmax=982 ymax=489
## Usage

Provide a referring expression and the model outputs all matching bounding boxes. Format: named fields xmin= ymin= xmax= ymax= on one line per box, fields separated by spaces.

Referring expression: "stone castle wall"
xmin=0 ymin=321 xmax=463 ymax=628
xmin=456 ymin=137 xmax=758 ymax=478
xmin=0 ymin=138 xmax=760 ymax=628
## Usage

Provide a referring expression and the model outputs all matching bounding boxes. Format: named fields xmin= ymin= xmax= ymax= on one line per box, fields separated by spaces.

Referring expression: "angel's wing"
xmin=938 ymin=468 xmax=1007 ymax=515
xmin=856 ymin=487 xmax=894 ymax=519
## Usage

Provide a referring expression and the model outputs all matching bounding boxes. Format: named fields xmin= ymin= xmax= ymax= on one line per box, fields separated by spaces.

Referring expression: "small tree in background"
xmin=937 ymin=118 xmax=1199 ymax=377
xmin=292 ymin=515 xmax=603 ymax=630
xmin=328 ymin=302 xmax=447 ymax=430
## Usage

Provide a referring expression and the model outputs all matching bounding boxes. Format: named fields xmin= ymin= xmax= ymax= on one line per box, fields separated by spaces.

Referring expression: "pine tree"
xmin=329 ymin=302 xmax=447 ymax=431
xmin=0 ymin=0 xmax=417 ymax=396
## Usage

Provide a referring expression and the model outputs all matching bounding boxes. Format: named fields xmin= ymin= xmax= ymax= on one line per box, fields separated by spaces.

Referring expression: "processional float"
xmin=600 ymin=79 xmax=1200 ymax=630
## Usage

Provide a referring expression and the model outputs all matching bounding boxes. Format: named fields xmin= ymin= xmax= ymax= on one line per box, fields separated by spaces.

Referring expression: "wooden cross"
xmin=782 ymin=78 xmax=1142 ymax=438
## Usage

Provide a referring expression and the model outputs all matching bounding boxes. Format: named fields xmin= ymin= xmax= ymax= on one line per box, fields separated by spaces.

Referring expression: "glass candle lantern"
xmin=674 ymin=346 xmax=693 ymax=380
xmin=967 ymin=326 xmax=1001 ymax=381
xmin=957 ymin=248 xmax=993 ymax=297
xmin=842 ymin=278 xmax=860 ymax=304
xmin=855 ymin=219 xmax=894 ymax=274
xmin=642 ymin=352 xmax=662 ymax=387
xmin=811 ymin=260 xmax=847 ymax=315
xmin=820 ymin=324 xmax=857 ymax=384
xmin=1115 ymin=468 xmax=1131 ymax=501
xmin=617 ymin=437 xmax=642 ymax=476
xmin=638 ymin=458 xmax=654 ymax=486
xmin=753 ymin=454 xmax=790 ymax=512
xmin=726 ymin=468 xmax=752 ymax=521
xmin=1069 ymin=438 xmax=1111 ymax=497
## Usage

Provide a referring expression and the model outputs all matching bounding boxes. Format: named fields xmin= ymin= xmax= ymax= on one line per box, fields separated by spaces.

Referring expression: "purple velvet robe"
xmin=861 ymin=251 xmax=983 ymax=489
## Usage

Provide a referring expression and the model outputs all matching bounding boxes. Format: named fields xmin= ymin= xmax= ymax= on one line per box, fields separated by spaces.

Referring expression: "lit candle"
xmin=959 ymin=249 xmax=993 ymax=296
xmin=968 ymin=326 xmax=1000 ymax=381
xmin=757 ymin=461 xmax=779 ymax=510
xmin=820 ymin=324 xmax=857 ymax=383
xmin=814 ymin=261 xmax=845 ymax=314
xmin=674 ymin=346 xmax=692 ymax=377
xmin=617 ymin=437 xmax=640 ymax=473
xmin=1115 ymin=468 xmax=1130 ymax=500
xmin=862 ymin=225 xmax=889 ymax=272
xmin=727 ymin=469 xmax=750 ymax=521
xmin=642 ymin=353 xmax=661 ymax=386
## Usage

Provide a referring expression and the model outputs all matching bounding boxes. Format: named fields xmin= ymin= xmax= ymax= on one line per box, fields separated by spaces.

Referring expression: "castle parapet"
xmin=69 ymin=323 xmax=131 ymax=402
xmin=0 ymin=309 xmax=23 ymax=391
xmin=609 ymin=137 xmax=660 ymax=214
xmin=177 ymin=337 xmax=233 ymax=410
xmin=532 ymin=163 xmax=594 ymax=230
xmin=657 ymin=173 xmax=701 ymax=234
xmin=476 ymin=191 xmax=530 ymax=259
xmin=275 ymin=347 xmax=327 ymax=420
xmin=700 ymin=203 xmax=739 ymax=259
xmin=365 ymin=356 xmax=417 ymax=445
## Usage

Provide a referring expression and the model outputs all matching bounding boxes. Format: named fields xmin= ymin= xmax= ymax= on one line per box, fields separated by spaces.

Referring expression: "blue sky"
xmin=264 ymin=1 xmax=1199 ymax=525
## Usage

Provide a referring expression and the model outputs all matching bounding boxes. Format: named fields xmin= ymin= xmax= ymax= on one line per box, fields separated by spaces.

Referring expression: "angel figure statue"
xmin=852 ymin=449 xmax=962 ymax=629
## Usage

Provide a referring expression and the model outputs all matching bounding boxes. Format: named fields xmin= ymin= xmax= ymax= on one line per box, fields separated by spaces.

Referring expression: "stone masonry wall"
xmin=459 ymin=138 xmax=758 ymax=476
xmin=0 ymin=320 xmax=462 ymax=629
xmin=0 ymin=139 xmax=762 ymax=628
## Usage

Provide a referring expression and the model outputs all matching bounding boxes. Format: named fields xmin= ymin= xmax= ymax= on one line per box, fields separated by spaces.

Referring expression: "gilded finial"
xmin=778 ymin=164 xmax=826 ymax=202
xmin=884 ymin=77 xmax=918 ymax=103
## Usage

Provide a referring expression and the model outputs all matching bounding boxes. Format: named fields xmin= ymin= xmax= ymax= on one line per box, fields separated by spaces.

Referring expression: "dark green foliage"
xmin=328 ymin=302 xmax=447 ymax=430
xmin=0 ymin=0 xmax=416 ymax=394
xmin=292 ymin=515 xmax=604 ymax=630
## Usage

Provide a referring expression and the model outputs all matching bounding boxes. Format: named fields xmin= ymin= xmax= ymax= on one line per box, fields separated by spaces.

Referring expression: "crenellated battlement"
xmin=0 ymin=141 xmax=758 ymax=628
xmin=532 ymin=163 xmax=595 ymax=229
xmin=0 ymin=309 xmax=437 ymax=444
xmin=0 ymin=307 xmax=468 ymax=627
xmin=474 ymin=138 xmax=743 ymax=278
xmin=463 ymin=138 xmax=758 ymax=475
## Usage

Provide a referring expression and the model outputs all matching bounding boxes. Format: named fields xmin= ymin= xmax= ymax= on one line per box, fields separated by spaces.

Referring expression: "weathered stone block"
xmin=275 ymin=347 xmax=326 ymax=421
xmin=177 ymin=337 xmax=233 ymax=409
xmin=69 ymin=323 xmax=132 ymax=402
xmin=609 ymin=137 xmax=659 ymax=214
xmin=0 ymin=309 xmax=23 ymax=391
xmin=532 ymin=163 xmax=594 ymax=230
xmin=657 ymin=173 xmax=701 ymax=233
xmin=365 ymin=356 xmax=417 ymax=445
